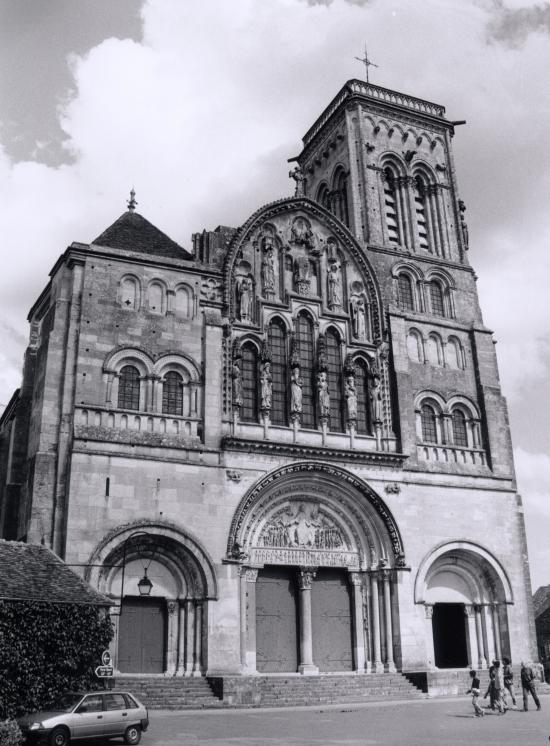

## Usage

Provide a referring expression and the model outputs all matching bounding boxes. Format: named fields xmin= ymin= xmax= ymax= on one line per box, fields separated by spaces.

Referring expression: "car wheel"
xmin=124 ymin=725 xmax=142 ymax=745
xmin=49 ymin=726 xmax=70 ymax=746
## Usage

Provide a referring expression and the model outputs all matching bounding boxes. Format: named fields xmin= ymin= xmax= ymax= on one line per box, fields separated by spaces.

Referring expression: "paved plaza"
xmin=134 ymin=696 xmax=550 ymax=746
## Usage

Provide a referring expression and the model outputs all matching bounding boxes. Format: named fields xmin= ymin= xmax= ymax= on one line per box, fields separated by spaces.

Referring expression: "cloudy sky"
xmin=0 ymin=0 xmax=548 ymax=588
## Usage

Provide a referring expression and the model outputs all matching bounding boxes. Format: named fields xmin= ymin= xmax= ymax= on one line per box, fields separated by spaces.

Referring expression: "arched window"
xmin=162 ymin=371 xmax=183 ymax=416
xmin=325 ymin=329 xmax=344 ymax=431
xmin=447 ymin=337 xmax=463 ymax=370
xmin=118 ymin=365 xmax=140 ymax=410
xmin=452 ymin=409 xmax=468 ymax=448
xmin=413 ymin=175 xmax=429 ymax=251
xmin=383 ymin=167 xmax=400 ymax=245
xmin=333 ymin=171 xmax=349 ymax=227
xmin=398 ymin=274 xmax=414 ymax=311
xmin=148 ymin=282 xmax=164 ymax=314
xmin=407 ymin=330 xmax=423 ymax=362
xmin=174 ymin=286 xmax=192 ymax=318
xmin=355 ymin=359 xmax=371 ymax=435
xmin=120 ymin=276 xmax=139 ymax=310
xmin=420 ymin=403 xmax=438 ymax=443
xmin=240 ymin=344 xmax=259 ymax=422
xmin=296 ymin=313 xmax=315 ymax=428
xmin=268 ymin=319 xmax=288 ymax=426
xmin=426 ymin=335 xmax=442 ymax=366
xmin=429 ymin=280 xmax=445 ymax=316
xmin=316 ymin=183 xmax=330 ymax=211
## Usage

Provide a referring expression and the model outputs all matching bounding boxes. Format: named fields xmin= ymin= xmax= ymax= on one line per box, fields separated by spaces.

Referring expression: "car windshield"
xmin=51 ymin=694 xmax=85 ymax=712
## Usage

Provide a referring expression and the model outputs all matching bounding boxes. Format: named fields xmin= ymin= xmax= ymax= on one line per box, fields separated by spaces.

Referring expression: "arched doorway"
xmin=86 ymin=521 xmax=217 ymax=676
xmin=227 ymin=462 xmax=407 ymax=675
xmin=415 ymin=541 xmax=514 ymax=670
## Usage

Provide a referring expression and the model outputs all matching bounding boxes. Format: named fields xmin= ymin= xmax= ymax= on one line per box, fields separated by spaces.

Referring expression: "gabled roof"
xmin=0 ymin=541 xmax=110 ymax=606
xmin=534 ymin=585 xmax=550 ymax=618
xmin=92 ymin=210 xmax=192 ymax=260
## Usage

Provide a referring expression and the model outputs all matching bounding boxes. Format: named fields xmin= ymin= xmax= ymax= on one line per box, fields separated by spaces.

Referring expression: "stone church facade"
xmin=0 ymin=79 xmax=537 ymax=685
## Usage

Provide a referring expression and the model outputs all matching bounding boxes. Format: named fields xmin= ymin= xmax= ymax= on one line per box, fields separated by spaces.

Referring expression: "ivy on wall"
xmin=0 ymin=600 xmax=113 ymax=719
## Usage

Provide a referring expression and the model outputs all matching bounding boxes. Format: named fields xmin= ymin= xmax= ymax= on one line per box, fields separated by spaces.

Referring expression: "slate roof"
xmin=0 ymin=541 xmax=111 ymax=606
xmin=92 ymin=210 xmax=192 ymax=260
xmin=534 ymin=585 xmax=550 ymax=618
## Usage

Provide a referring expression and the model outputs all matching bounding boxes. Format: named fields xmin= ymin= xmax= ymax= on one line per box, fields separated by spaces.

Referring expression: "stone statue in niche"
xmin=327 ymin=260 xmax=343 ymax=309
xmin=370 ymin=373 xmax=383 ymax=423
xmin=350 ymin=294 xmax=368 ymax=340
xmin=317 ymin=370 xmax=330 ymax=419
xmin=289 ymin=165 xmax=307 ymax=197
xmin=290 ymin=216 xmax=316 ymax=252
xmin=294 ymin=255 xmax=311 ymax=296
xmin=290 ymin=366 xmax=303 ymax=414
xmin=232 ymin=357 xmax=243 ymax=407
xmin=236 ymin=275 xmax=253 ymax=322
xmin=344 ymin=375 xmax=358 ymax=421
xmin=260 ymin=361 xmax=272 ymax=411
xmin=261 ymin=241 xmax=276 ymax=295
xmin=459 ymin=199 xmax=469 ymax=250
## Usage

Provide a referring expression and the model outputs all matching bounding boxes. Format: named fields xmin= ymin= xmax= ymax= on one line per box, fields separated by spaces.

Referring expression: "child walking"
xmin=467 ymin=670 xmax=485 ymax=717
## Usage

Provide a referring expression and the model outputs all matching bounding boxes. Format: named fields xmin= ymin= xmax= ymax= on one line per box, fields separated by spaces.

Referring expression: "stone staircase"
xmin=114 ymin=676 xmax=223 ymax=709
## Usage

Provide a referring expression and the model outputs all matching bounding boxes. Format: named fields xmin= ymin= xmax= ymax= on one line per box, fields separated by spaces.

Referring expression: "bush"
xmin=0 ymin=600 xmax=113 ymax=719
xmin=0 ymin=720 xmax=22 ymax=746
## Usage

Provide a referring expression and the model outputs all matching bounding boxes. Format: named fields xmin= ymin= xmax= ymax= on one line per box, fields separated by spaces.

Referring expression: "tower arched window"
xmin=326 ymin=329 xmax=344 ymax=432
xmin=268 ymin=319 xmax=288 ymax=426
xmin=429 ymin=280 xmax=445 ymax=316
xmin=316 ymin=183 xmax=330 ymax=211
xmin=383 ymin=167 xmax=400 ymax=245
xmin=407 ymin=330 xmax=423 ymax=362
xmin=355 ymin=359 xmax=371 ymax=435
xmin=240 ymin=344 xmax=259 ymax=422
xmin=420 ymin=403 xmax=438 ymax=443
xmin=120 ymin=276 xmax=139 ymax=310
xmin=162 ymin=371 xmax=183 ymax=416
xmin=398 ymin=274 xmax=414 ymax=311
xmin=333 ymin=171 xmax=349 ymax=227
xmin=452 ymin=409 xmax=468 ymax=448
xmin=413 ymin=175 xmax=429 ymax=251
xmin=118 ymin=365 xmax=141 ymax=411
xmin=296 ymin=313 xmax=315 ymax=428
xmin=447 ymin=337 xmax=463 ymax=370
xmin=147 ymin=282 xmax=164 ymax=314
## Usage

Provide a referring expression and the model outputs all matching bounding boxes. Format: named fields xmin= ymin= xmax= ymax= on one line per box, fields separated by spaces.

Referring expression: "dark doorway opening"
xmin=432 ymin=602 xmax=468 ymax=668
xmin=256 ymin=567 xmax=299 ymax=673
xmin=118 ymin=597 xmax=166 ymax=673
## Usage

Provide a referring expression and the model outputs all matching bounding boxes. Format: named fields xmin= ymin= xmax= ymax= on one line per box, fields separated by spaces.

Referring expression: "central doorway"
xmin=118 ymin=598 xmax=166 ymax=673
xmin=256 ymin=567 xmax=299 ymax=673
xmin=312 ymin=568 xmax=354 ymax=672
xmin=432 ymin=603 xmax=468 ymax=668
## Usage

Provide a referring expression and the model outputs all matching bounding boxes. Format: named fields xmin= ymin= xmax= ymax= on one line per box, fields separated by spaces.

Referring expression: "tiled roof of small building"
xmin=92 ymin=210 xmax=192 ymax=260
xmin=533 ymin=585 xmax=550 ymax=618
xmin=0 ymin=541 xmax=110 ymax=606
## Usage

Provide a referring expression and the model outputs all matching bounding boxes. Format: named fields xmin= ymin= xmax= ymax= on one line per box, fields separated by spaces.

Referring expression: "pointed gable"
xmin=92 ymin=210 xmax=192 ymax=260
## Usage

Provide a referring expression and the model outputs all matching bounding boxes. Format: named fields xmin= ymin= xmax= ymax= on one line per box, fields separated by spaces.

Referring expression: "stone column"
xmin=185 ymin=600 xmax=195 ymax=677
xmin=110 ymin=608 xmax=121 ymax=673
xmin=193 ymin=601 xmax=202 ymax=676
xmin=370 ymin=572 xmax=383 ymax=673
xmin=424 ymin=604 xmax=436 ymax=670
xmin=166 ymin=600 xmax=178 ymax=674
xmin=145 ymin=376 xmax=153 ymax=411
xmin=382 ymin=571 xmax=396 ymax=672
xmin=482 ymin=604 xmax=496 ymax=664
xmin=298 ymin=567 xmax=319 ymax=674
xmin=350 ymin=572 xmax=366 ymax=672
xmin=241 ymin=568 xmax=258 ymax=673
xmin=151 ymin=376 xmax=161 ymax=413
xmin=464 ymin=605 xmax=478 ymax=668
xmin=176 ymin=603 xmax=186 ymax=675
xmin=492 ymin=604 xmax=502 ymax=660
xmin=105 ymin=371 xmax=115 ymax=404
xmin=474 ymin=605 xmax=487 ymax=669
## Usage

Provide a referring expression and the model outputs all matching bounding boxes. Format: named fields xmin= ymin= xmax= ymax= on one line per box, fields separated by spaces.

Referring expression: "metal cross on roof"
xmin=127 ymin=188 xmax=138 ymax=212
xmin=354 ymin=45 xmax=378 ymax=84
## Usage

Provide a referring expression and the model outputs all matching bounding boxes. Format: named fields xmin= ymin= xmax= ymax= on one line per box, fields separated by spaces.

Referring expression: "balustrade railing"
xmin=417 ymin=443 xmax=486 ymax=466
xmin=76 ymin=406 xmax=200 ymax=440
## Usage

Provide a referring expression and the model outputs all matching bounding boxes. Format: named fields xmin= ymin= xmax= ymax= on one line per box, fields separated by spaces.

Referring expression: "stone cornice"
xmin=366 ymin=243 xmax=475 ymax=275
xmin=221 ymin=436 xmax=407 ymax=468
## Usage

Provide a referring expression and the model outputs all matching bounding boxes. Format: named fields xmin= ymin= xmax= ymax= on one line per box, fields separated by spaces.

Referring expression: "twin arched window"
xmin=162 ymin=371 xmax=183 ymax=416
xmin=396 ymin=270 xmax=453 ymax=319
xmin=429 ymin=280 xmax=445 ymax=316
xmin=398 ymin=274 xmax=415 ymax=311
xmin=420 ymin=404 xmax=438 ymax=443
xmin=118 ymin=365 xmax=141 ymax=410
xmin=451 ymin=409 xmax=468 ymax=447
xmin=315 ymin=171 xmax=350 ymax=228
xmin=418 ymin=398 xmax=477 ymax=449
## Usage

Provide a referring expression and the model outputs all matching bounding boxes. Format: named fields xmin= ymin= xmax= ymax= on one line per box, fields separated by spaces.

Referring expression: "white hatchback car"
xmin=18 ymin=690 xmax=149 ymax=745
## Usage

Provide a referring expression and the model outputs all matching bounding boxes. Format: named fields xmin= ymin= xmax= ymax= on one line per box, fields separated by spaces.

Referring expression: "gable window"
xmin=268 ymin=319 xmax=288 ymax=426
xmin=326 ymin=329 xmax=344 ymax=432
xmin=296 ymin=313 xmax=315 ymax=428
xmin=118 ymin=365 xmax=140 ymax=411
xmin=162 ymin=371 xmax=183 ymax=416
xmin=241 ymin=344 xmax=259 ymax=422
xmin=355 ymin=359 xmax=371 ymax=435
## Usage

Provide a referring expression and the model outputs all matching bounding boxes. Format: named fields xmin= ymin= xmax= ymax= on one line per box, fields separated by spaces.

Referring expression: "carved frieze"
xmin=259 ymin=500 xmax=345 ymax=551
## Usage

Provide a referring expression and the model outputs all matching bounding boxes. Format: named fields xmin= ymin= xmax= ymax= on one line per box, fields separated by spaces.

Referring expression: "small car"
xmin=18 ymin=690 xmax=149 ymax=745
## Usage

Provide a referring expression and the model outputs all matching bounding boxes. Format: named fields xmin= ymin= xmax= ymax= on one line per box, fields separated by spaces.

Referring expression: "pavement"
xmin=130 ymin=696 xmax=550 ymax=746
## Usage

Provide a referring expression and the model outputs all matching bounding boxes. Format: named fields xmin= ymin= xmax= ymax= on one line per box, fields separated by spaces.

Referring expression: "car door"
xmin=102 ymin=693 xmax=131 ymax=737
xmin=72 ymin=694 xmax=105 ymax=739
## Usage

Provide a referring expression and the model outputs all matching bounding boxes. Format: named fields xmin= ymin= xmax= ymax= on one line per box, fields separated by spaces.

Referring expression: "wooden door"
xmin=118 ymin=598 xmax=166 ymax=673
xmin=312 ymin=568 xmax=354 ymax=672
xmin=256 ymin=567 xmax=299 ymax=673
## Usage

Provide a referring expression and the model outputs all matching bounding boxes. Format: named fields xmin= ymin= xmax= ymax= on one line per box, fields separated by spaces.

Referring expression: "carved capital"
xmin=349 ymin=572 xmax=363 ymax=587
xmin=424 ymin=604 xmax=434 ymax=619
xmin=242 ymin=568 xmax=258 ymax=583
xmin=167 ymin=601 xmax=178 ymax=616
xmin=464 ymin=604 xmax=475 ymax=618
xmin=298 ymin=566 xmax=317 ymax=590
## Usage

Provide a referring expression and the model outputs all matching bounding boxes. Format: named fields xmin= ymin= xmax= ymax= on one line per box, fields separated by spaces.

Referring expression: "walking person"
xmin=502 ymin=657 xmax=517 ymax=708
xmin=491 ymin=660 xmax=506 ymax=714
xmin=520 ymin=661 xmax=541 ymax=711
xmin=467 ymin=670 xmax=485 ymax=717
xmin=484 ymin=663 xmax=496 ymax=710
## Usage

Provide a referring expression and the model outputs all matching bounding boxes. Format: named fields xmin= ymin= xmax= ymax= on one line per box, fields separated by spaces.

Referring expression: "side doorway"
xmin=118 ymin=597 xmax=167 ymax=673
xmin=432 ymin=602 xmax=468 ymax=668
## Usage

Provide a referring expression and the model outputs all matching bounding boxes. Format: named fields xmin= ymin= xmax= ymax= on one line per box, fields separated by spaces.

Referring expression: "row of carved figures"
xmin=232 ymin=339 xmax=383 ymax=427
